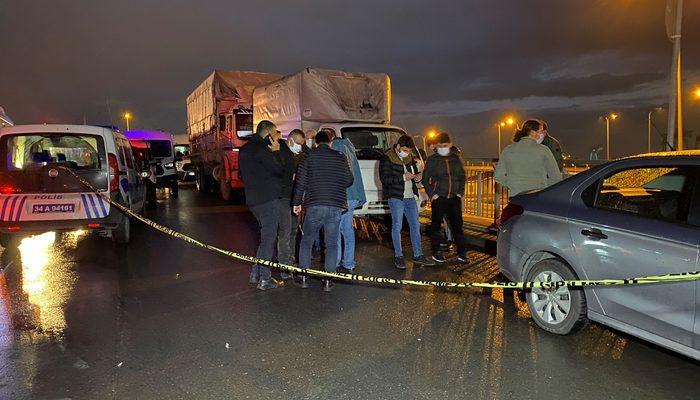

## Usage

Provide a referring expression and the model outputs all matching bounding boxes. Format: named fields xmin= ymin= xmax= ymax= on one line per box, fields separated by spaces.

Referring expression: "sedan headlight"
xmin=164 ymin=162 xmax=174 ymax=168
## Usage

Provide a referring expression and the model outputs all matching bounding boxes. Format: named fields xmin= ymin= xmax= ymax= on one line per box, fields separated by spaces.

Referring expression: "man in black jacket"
xmin=423 ymin=132 xmax=468 ymax=264
xmin=239 ymin=120 xmax=287 ymax=290
xmin=292 ymin=130 xmax=353 ymax=292
xmin=379 ymin=135 xmax=435 ymax=269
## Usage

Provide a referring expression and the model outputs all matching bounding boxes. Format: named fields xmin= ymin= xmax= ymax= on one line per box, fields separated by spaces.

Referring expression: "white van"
xmin=0 ymin=124 xmax=147 ymax=245
xmin=125 ymin=130 xmax=179 ymax=197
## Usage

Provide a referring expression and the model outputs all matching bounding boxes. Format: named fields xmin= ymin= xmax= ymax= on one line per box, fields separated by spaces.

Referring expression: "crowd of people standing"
xmin=239 ymin=118 xmax=563 ymax=292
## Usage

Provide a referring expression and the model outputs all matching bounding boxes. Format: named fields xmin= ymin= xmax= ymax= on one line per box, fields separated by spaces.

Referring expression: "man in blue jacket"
xmin=331 ymin=133 xmax=366 ymax=273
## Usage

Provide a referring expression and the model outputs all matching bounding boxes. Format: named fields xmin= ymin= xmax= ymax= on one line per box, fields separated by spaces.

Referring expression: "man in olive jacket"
xmin=423 ymin=132 xmax=468 ymax=264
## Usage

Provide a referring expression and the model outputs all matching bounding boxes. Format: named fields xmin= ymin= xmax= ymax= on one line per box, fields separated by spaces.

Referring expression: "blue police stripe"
xmin=95 ymin=194 xmax=108 ymax=217
xmin=1 ymin=196 xmax=10 ymax=221
xmin=7 ymin=196 xmax=19 ymax=222
xmin=87 ymin=194 xmax=100 ymax=218
xmin=81 ymin=194 xmax=92 ymax=219
xmin=14 ymin=196 xmax=27 ymax=221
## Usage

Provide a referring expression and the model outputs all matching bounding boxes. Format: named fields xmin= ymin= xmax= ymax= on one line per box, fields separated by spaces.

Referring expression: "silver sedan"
xmin=497 ymin=151 xmax=700 ymax=360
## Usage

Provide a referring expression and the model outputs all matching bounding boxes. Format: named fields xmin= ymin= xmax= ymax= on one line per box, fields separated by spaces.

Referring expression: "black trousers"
xmin=430 ymin=196 xmax=466 ymax=254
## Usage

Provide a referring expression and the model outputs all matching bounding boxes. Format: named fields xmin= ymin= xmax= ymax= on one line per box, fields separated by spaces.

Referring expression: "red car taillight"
xmin=108 ymin=153 xmax=119 ymax=192
xmin=499 ymin=203 xmax=524 ymax=226
xmin=0 ymin=184 xmax=21 ymax=195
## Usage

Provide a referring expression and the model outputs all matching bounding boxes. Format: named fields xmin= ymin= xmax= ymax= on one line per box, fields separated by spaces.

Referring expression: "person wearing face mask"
xmin=423 ymin=132 xmax=468 ymax=264
xmin=540 ymin=121 xmax=564 ymax=172
xmin=279 ymin=129 xmax=306 ymax=271
xmin=238 ymin=120 xmax=285 ymax=290
xmin=303 ymin=129 xmax=317 ymax=152
xmin=380 ymin=135 xmax=436 ymax=269
xmin=330 ymin=133 xmax=366 ymax=273
xmin=494 ymin=119 xmax=562 ymax=198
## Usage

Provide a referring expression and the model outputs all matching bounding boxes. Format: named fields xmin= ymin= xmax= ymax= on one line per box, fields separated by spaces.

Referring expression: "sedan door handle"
xmin=581 ymin=228 xmax=608 ymax=240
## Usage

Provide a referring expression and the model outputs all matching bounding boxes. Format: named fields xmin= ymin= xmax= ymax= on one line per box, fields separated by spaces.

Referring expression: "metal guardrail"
xmin=458 ymin=160 xmax=594 ymax=228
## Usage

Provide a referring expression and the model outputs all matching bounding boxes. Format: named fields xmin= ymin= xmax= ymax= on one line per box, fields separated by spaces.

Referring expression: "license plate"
xmin=32 ymin=203 xmax=76 ymax=213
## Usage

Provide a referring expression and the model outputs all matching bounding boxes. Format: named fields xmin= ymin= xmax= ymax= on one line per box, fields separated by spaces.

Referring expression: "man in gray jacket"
xmin=541 ymin=121 xmax=564 ymax=171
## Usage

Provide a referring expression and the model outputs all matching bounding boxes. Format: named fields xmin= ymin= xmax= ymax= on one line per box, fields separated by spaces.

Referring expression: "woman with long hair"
xmin=494 ymin=119 xmax=562 ymax=197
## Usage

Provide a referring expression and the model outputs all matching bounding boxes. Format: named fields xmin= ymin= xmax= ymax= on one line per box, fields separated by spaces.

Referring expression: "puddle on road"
xmin=0 ymin=231 xmax=84 ymax=340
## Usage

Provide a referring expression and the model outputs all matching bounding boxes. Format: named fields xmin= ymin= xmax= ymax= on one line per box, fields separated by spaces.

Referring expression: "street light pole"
xmin=497 ymin=124 xmax=502 ymax=156
xmin=666 ymin=0 xmax=683 ymax=150
xmin=606 ymin=117 xmax=611 ymax=160
xmin=647 ymin=110 xmax=652 ymax=153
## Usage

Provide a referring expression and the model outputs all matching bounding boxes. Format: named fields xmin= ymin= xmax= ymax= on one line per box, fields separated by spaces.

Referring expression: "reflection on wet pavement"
xmin=0 ymin=232 xmax=81 ymax=337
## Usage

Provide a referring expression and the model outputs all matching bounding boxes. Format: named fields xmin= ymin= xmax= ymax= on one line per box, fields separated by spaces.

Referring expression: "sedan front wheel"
xmin=525 ymin=258 xmax=587 ymax=335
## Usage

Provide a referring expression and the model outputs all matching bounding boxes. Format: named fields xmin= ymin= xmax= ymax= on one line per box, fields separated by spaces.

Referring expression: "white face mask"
xmin=397 ymin=148 xmax=408 ymax=158
xmin=306 ymin=138 xmax=314 ymax=148
xmin=289 ymin=141 xmax=302 ymax=154
xmin=436 ymin=147 xmax=450 ymax=156
xmin=535 ymin=133 xmax=545 ymax=144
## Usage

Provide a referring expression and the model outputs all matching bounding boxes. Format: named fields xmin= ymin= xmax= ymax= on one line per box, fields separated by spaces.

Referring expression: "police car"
xmin=0 ymin=124 xmax=147 ymax=246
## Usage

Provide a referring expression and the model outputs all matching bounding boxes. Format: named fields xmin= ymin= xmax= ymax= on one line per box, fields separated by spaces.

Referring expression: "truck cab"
xmin=316 ymin=122 xmax=426 ymax=215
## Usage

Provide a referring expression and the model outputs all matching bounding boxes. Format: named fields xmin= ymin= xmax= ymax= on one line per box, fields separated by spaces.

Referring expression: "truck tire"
xmin=113 ymin=216 xmax=130 ymax=245
xmin=196 ymin=166 xmax=210 ymax=193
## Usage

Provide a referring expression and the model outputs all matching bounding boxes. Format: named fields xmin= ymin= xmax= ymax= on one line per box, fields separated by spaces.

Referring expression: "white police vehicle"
xmin=0 ymin=124 xmax=147 ymax=245
xmin=125 ymin=130 xmax=179 ymax=197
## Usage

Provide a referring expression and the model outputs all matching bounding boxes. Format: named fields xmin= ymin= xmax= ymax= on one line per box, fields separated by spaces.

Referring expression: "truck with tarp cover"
xmin=186 ymin=71 xmax=281 ymax=200
xmin=253 ymin=67 xmax=420 ymax=215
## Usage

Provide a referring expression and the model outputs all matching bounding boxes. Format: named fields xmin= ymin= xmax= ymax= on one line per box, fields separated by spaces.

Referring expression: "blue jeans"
xmin=299 ymin=206 xmax=342 ymax=272
xmin=388 ymin=197 xmax=422 ymax=258
xmin=336 ymin=200 xmax=360 ymax=270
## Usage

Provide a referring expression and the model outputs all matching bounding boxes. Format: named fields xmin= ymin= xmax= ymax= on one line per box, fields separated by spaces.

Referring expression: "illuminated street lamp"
xmin=496 ymin=117 xmax=514 ymax=156
xmin=122 ymin=112 xmax=132 ymax=131
xmin=647 ymin=107 xmax=663 ymax=153
xmin=605 ymin=113 xmax=618 ymax=160
xmin=694 ymin=87 xmax=700 ymax=99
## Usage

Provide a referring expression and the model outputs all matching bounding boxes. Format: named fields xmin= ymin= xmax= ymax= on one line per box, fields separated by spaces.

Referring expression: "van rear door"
xmin=0 ymin=132 xmax=110 ymax=221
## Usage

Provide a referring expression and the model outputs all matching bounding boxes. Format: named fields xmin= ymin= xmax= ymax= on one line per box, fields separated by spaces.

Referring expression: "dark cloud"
xmin=1 ymin=0 xmax=699 ymax=157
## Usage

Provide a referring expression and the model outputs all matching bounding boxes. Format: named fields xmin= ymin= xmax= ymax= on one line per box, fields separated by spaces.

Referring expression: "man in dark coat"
xmin=423 ymin=132 xmax=468 ymax=264
xmin=238 ymin=120 xmax=287 ymax=290
xmin=292 ymin=130 xmax=353 ymax=292
xmin=379 ymin=135 xmax=435 ymax=269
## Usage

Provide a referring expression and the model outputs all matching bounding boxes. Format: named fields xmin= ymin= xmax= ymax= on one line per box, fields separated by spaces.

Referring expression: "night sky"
xmin=2 ymin=0 xmax=699 ymax=159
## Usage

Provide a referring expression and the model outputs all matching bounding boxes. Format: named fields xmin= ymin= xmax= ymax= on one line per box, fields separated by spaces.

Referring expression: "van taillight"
xmin=108 ymin=153 xmax=119 ymax=192
xmin=0 ymin=184 xmax=21 ymax=195
xmin=499 ymin=204 xmax=524 ymax=226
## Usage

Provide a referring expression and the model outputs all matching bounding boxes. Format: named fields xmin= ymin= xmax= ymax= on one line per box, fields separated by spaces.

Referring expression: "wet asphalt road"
xmin=0 ymin=184 xmax=698 ymax=400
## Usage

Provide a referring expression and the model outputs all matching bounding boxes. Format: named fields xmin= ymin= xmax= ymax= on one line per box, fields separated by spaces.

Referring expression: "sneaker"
xmin=256 ymin=279 xmax=280 ymax=291
xmin=431 ymin=253 xmax=446 ymax=263
xmin=295 ymin=275 xmax=310 ymax=289
xmin=413 ymin=255 xmax=436 ymax=267
xmin=249 ymin=272 xmax=260 ymax=285
xmin=456 ymin=253 xmax=469 ymax=263
xmin=394 ymin=256 xmax=406 ymax=270
xmin=336 ymin=266 xmax=354 ymax=274
xmin=323 ymin=279 xmax=335 ymax=292
xmin=279 ymin=271 xmax=293 ymax=281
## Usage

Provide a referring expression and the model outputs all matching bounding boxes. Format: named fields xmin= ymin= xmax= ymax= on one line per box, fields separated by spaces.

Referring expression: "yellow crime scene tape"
xmin=62 ymin=168 xmax=700 ymax=290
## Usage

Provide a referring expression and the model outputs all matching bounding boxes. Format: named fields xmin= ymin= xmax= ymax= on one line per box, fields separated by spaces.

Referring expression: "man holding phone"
xmin=239 ymin=120 xmax=286 ymax=290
